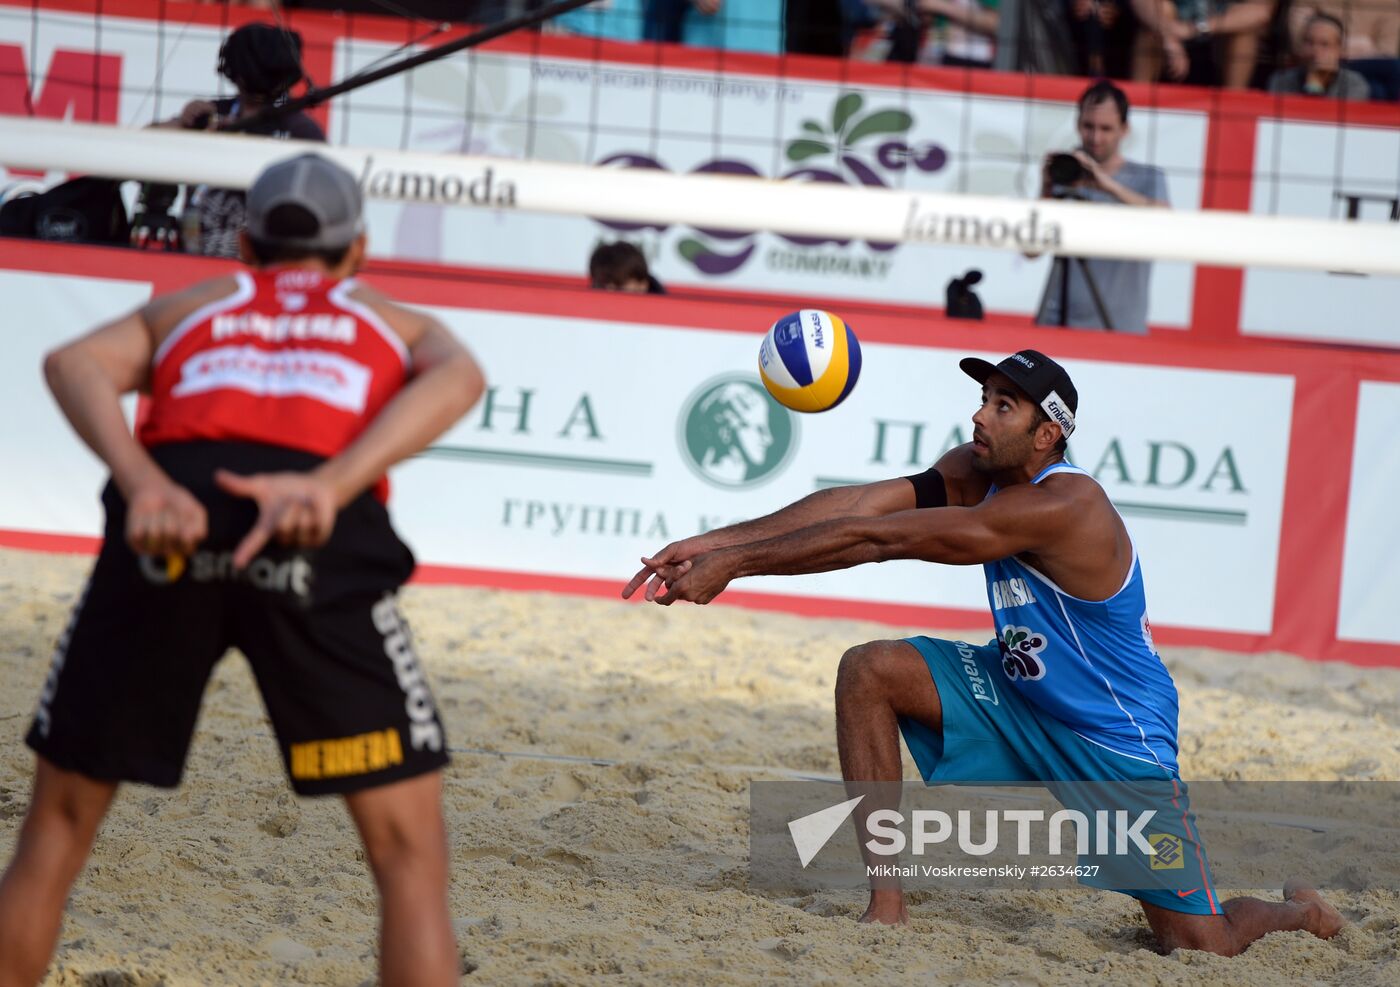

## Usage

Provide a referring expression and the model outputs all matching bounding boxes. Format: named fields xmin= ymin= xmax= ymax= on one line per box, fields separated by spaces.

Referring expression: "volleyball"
xmin=757 ymin=309 xmax=862 ymax=413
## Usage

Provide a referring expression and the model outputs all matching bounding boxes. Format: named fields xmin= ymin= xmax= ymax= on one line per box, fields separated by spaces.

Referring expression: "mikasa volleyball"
xmin=757 ymin=309 xmax=862 ymax=413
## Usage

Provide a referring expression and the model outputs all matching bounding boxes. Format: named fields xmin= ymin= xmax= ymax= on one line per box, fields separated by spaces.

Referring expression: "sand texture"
xmin=2 ymin=547 xmax=1399 ymax=986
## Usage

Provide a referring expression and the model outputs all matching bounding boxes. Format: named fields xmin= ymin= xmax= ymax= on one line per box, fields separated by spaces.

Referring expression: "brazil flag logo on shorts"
xmin=679 ymin=374 xmax=797 ymax=489
xmin=1148 ymin=833 xmax=1185 ymax=870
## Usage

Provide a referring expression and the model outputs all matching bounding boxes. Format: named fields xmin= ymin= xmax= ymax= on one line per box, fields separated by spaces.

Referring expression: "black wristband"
xmin=904 ymin=467 xmax=947 ymax=509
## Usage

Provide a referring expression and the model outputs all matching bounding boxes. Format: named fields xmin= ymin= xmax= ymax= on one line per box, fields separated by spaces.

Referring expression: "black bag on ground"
xmin=0 ymin=176 xmax=130 ymax=244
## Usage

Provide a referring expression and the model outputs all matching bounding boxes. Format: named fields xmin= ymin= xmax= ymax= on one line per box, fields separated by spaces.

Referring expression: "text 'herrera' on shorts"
xmin=25 ymin=440 xmax=450 ymax=796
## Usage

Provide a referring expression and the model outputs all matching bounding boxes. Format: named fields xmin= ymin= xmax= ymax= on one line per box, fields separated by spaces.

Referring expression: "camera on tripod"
xmin=1047 ymin=153 xmax=1086 ymax=187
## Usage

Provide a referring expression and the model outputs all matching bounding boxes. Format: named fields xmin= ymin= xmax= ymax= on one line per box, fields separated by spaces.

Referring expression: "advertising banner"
xmin=2 ymin=241 xmax=1392 ymax=665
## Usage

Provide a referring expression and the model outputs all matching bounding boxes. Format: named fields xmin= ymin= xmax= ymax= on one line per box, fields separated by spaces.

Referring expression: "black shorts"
xmin=26 ymin=441 xmax=450 ymax=796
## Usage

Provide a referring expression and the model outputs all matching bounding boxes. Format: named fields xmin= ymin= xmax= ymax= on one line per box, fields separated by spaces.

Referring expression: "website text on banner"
xmin=1 ymin=241 xmax=1396 ymax=667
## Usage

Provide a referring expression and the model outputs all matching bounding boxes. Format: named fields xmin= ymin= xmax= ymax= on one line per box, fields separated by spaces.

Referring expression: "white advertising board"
xmin=1339 ymin=381 xmax=1400 ymax=644
xmin=0 ymin=266 xmax=1290 ymax=635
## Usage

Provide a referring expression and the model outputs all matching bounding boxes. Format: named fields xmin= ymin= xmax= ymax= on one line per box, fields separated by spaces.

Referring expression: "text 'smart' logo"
xmin=597 ymin=91 xmax=946 ymax=277
xmin=679 ymin=375 xmax=797 ymax=489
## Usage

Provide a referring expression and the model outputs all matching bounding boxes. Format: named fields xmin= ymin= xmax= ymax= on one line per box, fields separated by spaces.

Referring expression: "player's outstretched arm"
xmin=622 ymin=477 xmax=917 ymax=600
xmin=44 ymin=307 xmax=209 ymax=557
xmin=652 ymin=482 xmax=1071 ymax=605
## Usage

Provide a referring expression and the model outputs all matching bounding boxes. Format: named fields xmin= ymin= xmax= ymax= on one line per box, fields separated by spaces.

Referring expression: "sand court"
xmin=2 ymin=547 xmax=1398 ymax=986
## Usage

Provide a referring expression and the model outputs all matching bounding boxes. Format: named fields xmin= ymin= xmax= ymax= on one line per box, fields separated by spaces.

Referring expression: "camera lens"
xmin=1048 ymin=153 xmax=1084 ymax=186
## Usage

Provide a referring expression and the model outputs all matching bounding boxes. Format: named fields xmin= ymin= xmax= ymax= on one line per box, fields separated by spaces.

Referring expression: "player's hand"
xmin=125 ymin=474 xmax=208 ymax=559
xmin=622 ymin=535 xmax=717 ymax=600
xmin=215 ymin=469 xmax=339 ymax=569
xmin=692 ymin=0 xmax=722 ymax=15
xmin=178 ymin=99 xmax=219 ymax=130
xmin=654 ymin=550 xmax=733 ymax=606
xmin=1070 ymin=150 xmax=1108 ymax=190
xmin=1162 ymin=34 xmax=1190 ymax=80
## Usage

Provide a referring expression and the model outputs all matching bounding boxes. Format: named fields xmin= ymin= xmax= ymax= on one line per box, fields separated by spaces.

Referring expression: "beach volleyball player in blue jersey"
xmin=624 ymin=349 xmax=1343 ymax=956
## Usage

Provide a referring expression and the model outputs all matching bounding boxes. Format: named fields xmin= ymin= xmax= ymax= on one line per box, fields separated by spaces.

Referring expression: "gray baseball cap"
xmin=245 ymin=152 xmax=363 ymax=249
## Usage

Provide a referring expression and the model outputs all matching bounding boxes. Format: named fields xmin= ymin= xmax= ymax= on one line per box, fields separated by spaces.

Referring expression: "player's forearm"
xmin=1101 ymin=177 xmax=1157 ymax=208
xmin=920 ymin=0 xmax=997 ymax=35
xmin=698 ymin=486 xmax=870 ymax=550
xmin=315 ymin=353 xmax=484 ymax=506
xmin=724 ymin=517 xmax=887 ymax=579
xmin=1129 ymin=0 xmax=1172 ymax=36
xmin=44 ymin=348 xmax=163 ymax=499
xmin=1211 ymin=0 xmax=1270 ymax=36
xmin=725 ymin=507 xmax=991 ymax=579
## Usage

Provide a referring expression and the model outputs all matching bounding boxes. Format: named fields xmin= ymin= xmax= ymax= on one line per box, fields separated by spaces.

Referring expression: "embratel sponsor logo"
xmin=357 ymin=155 xmax=517 ymax=209
xmin=903 ymin=201 xmax=1063 ymax=251
xmin=954 ymin=640 xmax=998 ymax=706
xmin=137 ymin=551 xmax=313 ymax=599
xmin=1041 ymin=392 xmax=1076 ymax=438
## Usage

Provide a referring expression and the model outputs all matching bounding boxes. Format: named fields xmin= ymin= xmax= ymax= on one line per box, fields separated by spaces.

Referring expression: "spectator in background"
xmin=1268 ymin=13 xmax=1370 ymax=97
xmin=645 ymin=0 xmax=784 ymax=53
xmin=867 ymin=0 xmax=999 ymax=67
xmin=786 ymin=0 xmax=848 ymax=55
xmin=1064 ymin=0 xmax=1137 ymax=77
xmin=1033 ymin=80 xmax=1169 ymax=335
xmin=141 ymin=23 xmax=324 ymax=257
xmin=556 ymin=0 xmax=782 ymax=52
xmin=1288 ymin=1 xmax=1400 ymax=99
xmin=589 ymin=241 xmax=666 ymax=293
xmin=1130 ymin=0 xmax=1276 ymax=88
xmin=1289 ymin=0 xmax=1400 ymax=59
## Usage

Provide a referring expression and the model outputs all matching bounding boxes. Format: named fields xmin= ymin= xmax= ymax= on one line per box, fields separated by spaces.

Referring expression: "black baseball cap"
xmin=960 ymin=349 xmax=1079 ymax=438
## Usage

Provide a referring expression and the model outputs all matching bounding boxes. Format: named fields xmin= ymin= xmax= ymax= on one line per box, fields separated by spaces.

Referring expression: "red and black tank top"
xmin=139 ymin=269 xmax=409 ymax=500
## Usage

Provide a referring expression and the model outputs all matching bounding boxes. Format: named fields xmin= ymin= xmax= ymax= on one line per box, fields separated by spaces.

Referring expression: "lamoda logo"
xmin=357 ymin=155 xmax=518 ymax=209
xmin=679 ymin=375 xmax=797 ymax=489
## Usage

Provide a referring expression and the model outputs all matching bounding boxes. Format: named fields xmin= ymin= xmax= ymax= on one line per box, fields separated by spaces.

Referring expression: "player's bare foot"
xmin=858 ymin=890 xmax=909 ymax=925
xmin=1284 ymin=880 xmax=1346 ymax=939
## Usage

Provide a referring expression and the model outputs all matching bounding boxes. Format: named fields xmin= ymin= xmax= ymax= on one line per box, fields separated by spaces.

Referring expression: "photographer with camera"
xmin=136 ymin=22 xmax=325 ymax=256
xmin=1033 ymin=80 xmax=1169 ymax=335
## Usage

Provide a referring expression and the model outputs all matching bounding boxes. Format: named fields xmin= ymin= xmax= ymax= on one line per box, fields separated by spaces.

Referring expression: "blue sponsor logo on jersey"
xmin=999 ymin=624 xmax=1048 ymax=681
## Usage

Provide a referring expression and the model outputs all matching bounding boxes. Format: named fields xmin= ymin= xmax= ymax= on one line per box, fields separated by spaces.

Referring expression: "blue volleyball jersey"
xmin=983 ymin=463 xmax=1181 ymax=773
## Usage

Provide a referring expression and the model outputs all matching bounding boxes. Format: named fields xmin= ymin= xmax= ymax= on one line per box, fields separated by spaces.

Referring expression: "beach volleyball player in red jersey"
xmin=0 ymin=153 xmax=484 ymax=987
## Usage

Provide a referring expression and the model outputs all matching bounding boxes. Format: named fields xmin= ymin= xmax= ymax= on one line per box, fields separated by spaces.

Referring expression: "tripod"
xmin=1036 ymin=191 xmax=1116 ymax=331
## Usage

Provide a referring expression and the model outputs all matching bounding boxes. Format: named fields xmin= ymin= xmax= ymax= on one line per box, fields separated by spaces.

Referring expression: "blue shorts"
xmin=898 ymin=636 xmax=1220 ymax=916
